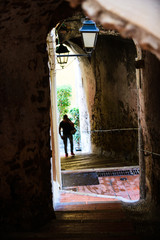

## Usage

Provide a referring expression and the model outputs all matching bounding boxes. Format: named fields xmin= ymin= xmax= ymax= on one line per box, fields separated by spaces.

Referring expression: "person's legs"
xmin=69 ymin=134 xmax=74 ymax=155
xmin=63 ymin=136 xmax=68 ymax=157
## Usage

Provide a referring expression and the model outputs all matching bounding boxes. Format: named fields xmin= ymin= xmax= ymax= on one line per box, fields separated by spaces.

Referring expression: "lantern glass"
xmin=82 ymin=32 xmax=97 ymax=48
xmin=56 ymin=44 xmax=69 ymax=68
xmin=57 ymin=54 xmax=68 ymax=64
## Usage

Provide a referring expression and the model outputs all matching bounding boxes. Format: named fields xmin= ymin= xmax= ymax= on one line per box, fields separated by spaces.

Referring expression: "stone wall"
xmin=0 ymin=0 xmax=77 ymax=231
xmin=89 ymin=36 xmax=138 ymax=163
xmin=140 ymin=52 xmax=160 ymax=205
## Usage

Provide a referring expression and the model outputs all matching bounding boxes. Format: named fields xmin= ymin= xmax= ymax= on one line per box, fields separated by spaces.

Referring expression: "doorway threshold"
xmin=61 ymin=165 xmax=139 ymax=174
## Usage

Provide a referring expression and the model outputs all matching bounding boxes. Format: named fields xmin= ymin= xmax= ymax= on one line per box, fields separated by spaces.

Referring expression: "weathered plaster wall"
xmin=71 ymin=35 xmax=138 ymax=163
xmin=140 ymin=52 xmax=160 ymax=206
xmin=90 ymin=36 xmax=138 ymax=162
xmin=68 ymin=41 xmax=96 ymax=152
xmin=0 ymin=0 xmax=77 ymax=230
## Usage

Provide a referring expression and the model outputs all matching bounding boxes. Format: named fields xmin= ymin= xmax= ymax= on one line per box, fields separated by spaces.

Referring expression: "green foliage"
xmin=56 ymin=86 xmax=81 ymax=148
xmin=70 ymin=108 xmax=79 ymax=127
xmin=70 ymin=108 xmax=81 ymax=147
xmin=57 ymin=85 xmax=72 ymax=120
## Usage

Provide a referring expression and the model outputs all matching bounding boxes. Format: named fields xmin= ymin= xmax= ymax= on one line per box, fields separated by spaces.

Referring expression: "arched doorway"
xmin=47 ymin=24 xmax=141 ymax=206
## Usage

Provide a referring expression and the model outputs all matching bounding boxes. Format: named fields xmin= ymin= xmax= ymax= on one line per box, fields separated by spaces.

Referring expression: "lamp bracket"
xmin=56 ymin=53 xmax=91 ymax=57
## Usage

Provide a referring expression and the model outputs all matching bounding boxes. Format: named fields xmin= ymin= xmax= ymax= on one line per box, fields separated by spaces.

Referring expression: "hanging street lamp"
xmin=56 ymin=44 xmax=69 ymax=69
xmin=79 ymin=19 xmax=99 ymax=54
xmin=56 ymin=18 xmax=99 ymax=67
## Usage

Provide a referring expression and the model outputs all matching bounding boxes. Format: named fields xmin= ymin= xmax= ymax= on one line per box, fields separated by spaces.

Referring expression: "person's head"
xmin=63 ymin=114 xmax=68 ymax=120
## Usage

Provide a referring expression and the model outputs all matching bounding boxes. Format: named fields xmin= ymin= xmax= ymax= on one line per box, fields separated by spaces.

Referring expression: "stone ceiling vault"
xmin=67 ymin=0 xmax=160 ymax=60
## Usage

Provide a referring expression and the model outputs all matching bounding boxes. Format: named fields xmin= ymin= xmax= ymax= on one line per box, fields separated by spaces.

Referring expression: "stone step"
xmin=55 ymin=198 xmax=122 ymax=211
xmin=61 ymin=153 xmax=138 ymax=171
xmin=3 ymin=206 xmax=142 ymax=240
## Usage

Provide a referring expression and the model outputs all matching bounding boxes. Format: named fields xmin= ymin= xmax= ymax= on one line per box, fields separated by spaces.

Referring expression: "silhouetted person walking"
xmin=59 ymin=114 xmax=75 ymax=157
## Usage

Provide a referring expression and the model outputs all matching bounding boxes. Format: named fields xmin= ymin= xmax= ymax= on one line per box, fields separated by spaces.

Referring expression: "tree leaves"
xmin=57 ymin=85 xmax=72 ymax=120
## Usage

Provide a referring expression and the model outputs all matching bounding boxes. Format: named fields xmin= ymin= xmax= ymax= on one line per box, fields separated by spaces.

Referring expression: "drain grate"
xmin=97 ymin=168 xmax=139 ymax=177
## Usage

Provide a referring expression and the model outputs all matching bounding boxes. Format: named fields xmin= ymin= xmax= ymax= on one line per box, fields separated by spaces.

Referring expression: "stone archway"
xmin=49 ymin=23 xmax=141 ymax=205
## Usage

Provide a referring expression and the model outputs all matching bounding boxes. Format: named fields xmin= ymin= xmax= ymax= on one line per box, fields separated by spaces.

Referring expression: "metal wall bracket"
xmin=56 ymin=53 xmax=91 ymax=57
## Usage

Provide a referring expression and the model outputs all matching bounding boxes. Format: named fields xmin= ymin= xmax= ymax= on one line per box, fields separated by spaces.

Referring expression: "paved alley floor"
xmin=59 ymin=153 xmax=139 ymax=205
